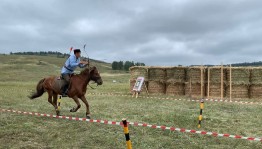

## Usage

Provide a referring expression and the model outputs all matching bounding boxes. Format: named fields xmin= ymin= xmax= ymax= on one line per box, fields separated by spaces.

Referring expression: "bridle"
xmin=88 ymin=71 xmax=101 ymax=90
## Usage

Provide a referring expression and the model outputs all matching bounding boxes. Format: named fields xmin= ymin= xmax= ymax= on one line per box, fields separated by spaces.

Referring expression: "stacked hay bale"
xmin=208 ymin=67 xmax=227 ymax=98
xmin=129 ymin=66 xmax=259 ymax=99
xmin=130 ymin=66 xmax=148 ymax=80
xmin=148 ymin=67 xmax=166 ymax=94
xmin=129 ymin=66 xmax=149 ymax=94
xmin=250 ymin=68 xmax=262 ymax=98
xmin=166 ymin=67 xmax=186 ymax=96
xmin=185 ymin=67 xmax=206 ymax=97
xmin=226 ymin=67 xmax=250 ymax=99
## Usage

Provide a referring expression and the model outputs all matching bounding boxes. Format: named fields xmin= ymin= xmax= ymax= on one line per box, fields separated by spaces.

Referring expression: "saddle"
xmin=54 ymin=74 xmax=74 ymax=93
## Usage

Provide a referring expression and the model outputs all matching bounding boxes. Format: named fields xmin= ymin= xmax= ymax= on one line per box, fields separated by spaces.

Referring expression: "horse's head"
xmin=89 ymin=66 xmax=103 ymax=85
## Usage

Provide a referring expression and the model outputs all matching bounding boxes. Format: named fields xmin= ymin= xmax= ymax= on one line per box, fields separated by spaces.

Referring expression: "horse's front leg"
xmin=80 ymin=96 xmax=90 ymax=119
xmin=70 ymin=96 xmax=81 ymax=112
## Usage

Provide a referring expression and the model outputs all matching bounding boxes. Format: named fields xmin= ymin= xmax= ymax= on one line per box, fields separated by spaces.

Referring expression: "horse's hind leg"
xmin=53 ymin=94 xmax=60 ymax=116
xmin=47 ymin=91 xmax=58 ymax=114
xmin=80 ymin=96 xmax=91 ymax=119
xmin=70 ymin=96 xmax=81 ymax=112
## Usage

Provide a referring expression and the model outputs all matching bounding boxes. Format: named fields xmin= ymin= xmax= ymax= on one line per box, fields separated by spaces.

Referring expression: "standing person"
xmin=61 ymin=49 xmax=89 ymax=96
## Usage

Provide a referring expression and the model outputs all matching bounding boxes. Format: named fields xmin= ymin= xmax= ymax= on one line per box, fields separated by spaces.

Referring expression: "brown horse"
xmin=29 ymin=66 xmax=103 ymax=119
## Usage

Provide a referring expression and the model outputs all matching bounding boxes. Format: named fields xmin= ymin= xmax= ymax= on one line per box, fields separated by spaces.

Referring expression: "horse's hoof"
xmin=70 ymin=108 xmax=75 ymax=112
xmin=86 ymin=115 xmax=91 ymax=119
xmin=56 ymin=110 xmax=60 ymax=116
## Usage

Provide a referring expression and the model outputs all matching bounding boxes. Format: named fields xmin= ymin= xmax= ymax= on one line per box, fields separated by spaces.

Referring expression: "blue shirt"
xmin=61 ymin=55 xmax=85 ymax=74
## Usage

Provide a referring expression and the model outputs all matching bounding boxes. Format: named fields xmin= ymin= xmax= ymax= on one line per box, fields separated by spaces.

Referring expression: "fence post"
xmin=207 ymin=67 xmax=210 ymax=99
xmin=221 ymin=63 xmax=224 ymax=100
xmin=201 ymin=66 xmax=203 ymax=98
xmin=122 ymin=119 xmax=132 ymax=149
xmin=230 ymin=64 xmax=232 ymax=101
xmin=56 ymin=95 xmax=62 ymax=116
xmin=58 ymin=95 xmax=61 ymax=111
xmin=198 ymin=99 xmax=204 ymax=128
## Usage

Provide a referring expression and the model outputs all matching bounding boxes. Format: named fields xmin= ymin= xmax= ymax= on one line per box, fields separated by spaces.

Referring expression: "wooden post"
xmin=230 ymin=64 xmax=232 ymax=101
xmin=201 ymin=66 xmax=203 ymax=98
xmin=221 ymin=63 xmax=223 ymax=100
xmin=198 ymin=99 xmax=204 ymax=128
xmin=144 ymin=82 xmax=149 ymax=96
xmin=207 ymin=67 xmax=210 ymax=99
xmin=122 ymin=119 xmax=132 ymax=149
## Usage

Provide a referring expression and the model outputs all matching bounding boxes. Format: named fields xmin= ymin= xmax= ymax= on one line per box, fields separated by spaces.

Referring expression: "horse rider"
xmin=61 ymin=49 xmax=89 ymax=96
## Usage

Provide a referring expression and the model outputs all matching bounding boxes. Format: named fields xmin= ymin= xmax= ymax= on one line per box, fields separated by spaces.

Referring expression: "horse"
xmin=28 ymin=66 xmax=103 ymax=119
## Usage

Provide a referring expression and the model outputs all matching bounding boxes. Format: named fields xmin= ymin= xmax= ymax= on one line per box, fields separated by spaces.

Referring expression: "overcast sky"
xmin=0 ymin=0 xmax=262 ymax=66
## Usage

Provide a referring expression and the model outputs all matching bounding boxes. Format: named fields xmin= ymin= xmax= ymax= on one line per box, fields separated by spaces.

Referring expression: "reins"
xmin=88 ymin=84 xmax=98 ymax=90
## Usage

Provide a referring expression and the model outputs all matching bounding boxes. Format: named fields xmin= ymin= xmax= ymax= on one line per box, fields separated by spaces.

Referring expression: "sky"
xmin=0 ymin=0 xmax=262 ymax=66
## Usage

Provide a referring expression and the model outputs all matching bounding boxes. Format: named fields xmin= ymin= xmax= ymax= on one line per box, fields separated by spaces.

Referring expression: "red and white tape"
xmin=0 ymin=108 xmax=121 ymax=126
xmin=128 ymin=122 xmax=262 ymax=141
xmin=1 ymin=108 xmax=261 ymax=142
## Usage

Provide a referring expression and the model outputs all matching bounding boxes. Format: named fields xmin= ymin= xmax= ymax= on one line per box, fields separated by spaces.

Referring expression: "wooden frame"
xmin=221 ymin=63 xmax=224 ymax=100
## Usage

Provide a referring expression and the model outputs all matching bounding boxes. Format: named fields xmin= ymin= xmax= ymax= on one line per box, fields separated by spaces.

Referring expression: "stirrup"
xmin=61 ymin=93 xmax=68 ymax=97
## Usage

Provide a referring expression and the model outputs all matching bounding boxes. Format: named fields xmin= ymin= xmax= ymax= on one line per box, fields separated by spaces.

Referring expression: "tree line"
xmin=112 ymin=61 xmax=145 ymax=71
xmin=10 ymin=51 xmax=69 ymax=58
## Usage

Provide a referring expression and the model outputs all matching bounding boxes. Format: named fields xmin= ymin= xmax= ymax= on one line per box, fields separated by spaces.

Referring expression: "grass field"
xmin=0 ymin=55 xmax=262 ymax=149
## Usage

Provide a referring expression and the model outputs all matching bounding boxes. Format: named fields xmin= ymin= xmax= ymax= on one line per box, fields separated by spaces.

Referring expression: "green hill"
xmin=0 ymin=54 xmax=114 ymax=82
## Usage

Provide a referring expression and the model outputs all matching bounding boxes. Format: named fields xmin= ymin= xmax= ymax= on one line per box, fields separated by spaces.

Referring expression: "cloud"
xmin=0 ymin=0 xmax=262 ymax=66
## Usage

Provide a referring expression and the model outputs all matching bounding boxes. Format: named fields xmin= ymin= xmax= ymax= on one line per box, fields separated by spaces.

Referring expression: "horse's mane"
xmin=80 ymin=68 xmax=89 ymax=75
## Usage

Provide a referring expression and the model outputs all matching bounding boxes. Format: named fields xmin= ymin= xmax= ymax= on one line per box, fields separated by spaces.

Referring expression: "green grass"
xmin=0 ymin=55 xmax=262 ymax=149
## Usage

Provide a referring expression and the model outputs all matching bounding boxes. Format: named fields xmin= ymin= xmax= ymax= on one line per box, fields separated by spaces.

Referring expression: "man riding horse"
xmin=61 ymin=49 xmax=89 ymax=96
xmin=29 ymin=48 xmax=103 ymax=119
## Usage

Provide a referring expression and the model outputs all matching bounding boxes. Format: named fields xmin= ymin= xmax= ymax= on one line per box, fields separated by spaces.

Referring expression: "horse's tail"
xmin=29 ymin=78 xmax=46 ymax=100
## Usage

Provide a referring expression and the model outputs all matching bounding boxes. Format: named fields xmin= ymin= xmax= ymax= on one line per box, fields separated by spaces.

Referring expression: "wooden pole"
xmin=221 ymin=63 xmax=223 ymax=100
xmin=201 ymin=66 xmax=203 ymax=98
xmin=122 ymin=119 xmax=132 ymax=149
xmin=198 ymin=99 xmax=204 ymax=128
xmin=207 ymin=67 xmax=210 ymax=99
xmin=144 ymin=82 xmax=149 ymax=96
xmin=230 ymin=64 xmax=232 ymax=101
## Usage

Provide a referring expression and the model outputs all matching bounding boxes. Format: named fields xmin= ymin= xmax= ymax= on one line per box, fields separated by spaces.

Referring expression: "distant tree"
xmin=118 ymin=61 xmax=124 ymax=70
xmin=140 ymin=63 xmax=145 ymax=66
xmin=123 ymin=61 xmax=131 ymax=71
xmin=112 ymin=61 xmax=118 ymax=70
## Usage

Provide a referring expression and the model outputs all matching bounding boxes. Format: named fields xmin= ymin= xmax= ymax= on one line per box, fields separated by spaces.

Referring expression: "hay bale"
xmin=166 ymin=67 xmax=186 ymax=83
xmin=130 ymin=66 xmax=148 ymax=80
xmin=250 ymin=68 xmax=262 ymax=84
xmin=148 ymin=81 xmax=165 ymax=94
xmin=129 ymin=79 xmax=148 ymax=94
xmin=227 ymin=67 xmax=250 ymax=85
xmin=209 ymin=68 xmax=227 ymax=83
xmin=226 ymin=84 xmax=249 ymax=99
xmin=148 ymin=67 xmax=166 ymax=81
xmin=250 ymin=84 xmax=262 ymax=99
xmin=209 ymin=83 xmax=226 ymax=98
xmin=185 ymin=82 xmax=204 ymax=97
xmin=186 ymin=67 xmax=206 ymax=83
xmin=166 ymin=82 xmax=185 ymax=96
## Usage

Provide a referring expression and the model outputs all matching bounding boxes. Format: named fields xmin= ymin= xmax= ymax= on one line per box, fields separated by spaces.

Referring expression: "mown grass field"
xmin=0 ymin=55 xmax=262 ymax=149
